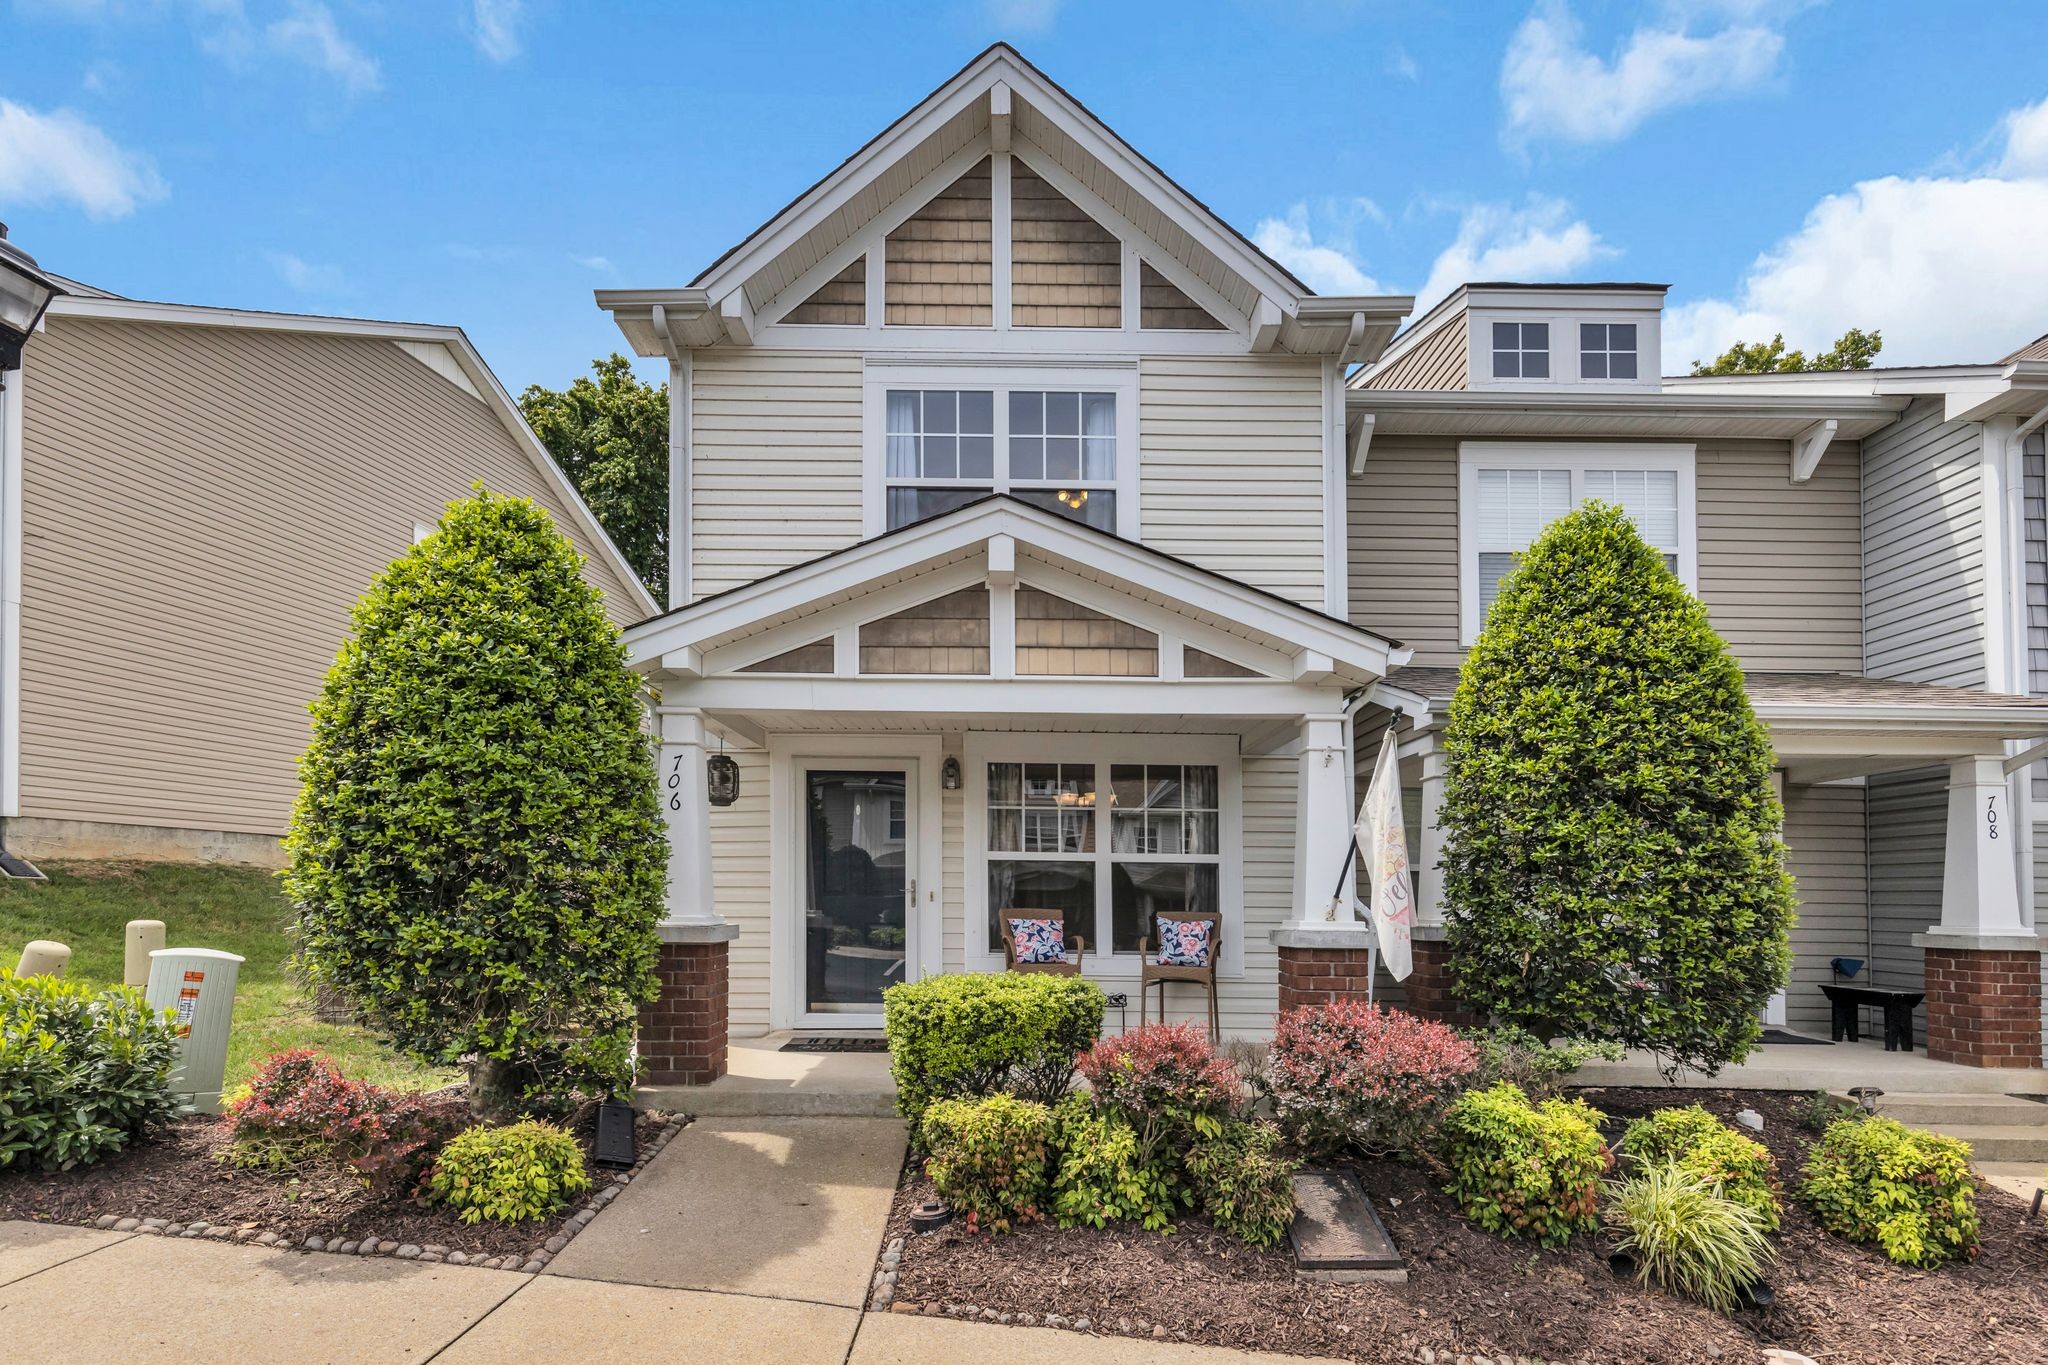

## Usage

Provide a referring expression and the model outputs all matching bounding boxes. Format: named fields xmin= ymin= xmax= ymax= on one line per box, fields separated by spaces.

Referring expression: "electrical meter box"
xmin=144 ymin=948 xmax=245 ymax=1114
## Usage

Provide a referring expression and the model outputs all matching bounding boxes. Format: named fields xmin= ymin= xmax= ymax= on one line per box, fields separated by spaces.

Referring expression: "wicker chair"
xmin=1139 ymin=909 xmax=1221 ymax=1039
xmin=998 ymin=907 xmax=1087 ymax=977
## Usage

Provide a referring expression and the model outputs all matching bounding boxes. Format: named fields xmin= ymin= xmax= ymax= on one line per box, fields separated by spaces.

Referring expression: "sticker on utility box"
xmin=175 ymin=971 xmax=205 ymax=1036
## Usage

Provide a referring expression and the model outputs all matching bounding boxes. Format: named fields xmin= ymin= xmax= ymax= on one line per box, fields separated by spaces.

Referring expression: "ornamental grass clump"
xmin=0 ymin=969 xmax=177 ymax=1172
xmin=425 ymin=1120 xmax=591 ymax=1224
xmin=1439 ymin=1082 xmax=1611 ymax=1247
xmin=921 ymin=1093 xmax=1055 ymax=1235
xmin=1799 ymin=1116 xmax=1979 ymax=1267
xmin=1620 ymin=1104 xmax=1781 ymax=1231
xmin=1605 ymin=1163 xmax=1776 ymax=1314
xmin=1261 ymin=1000 xmax=1478 ymax=1159
xmin=884 ymin=972 xmax=1104 ymax=1135
xmin=285 ymin=490 xmax=665 ymax=1118
xmin=1438 ymin=502 xmax=1794 ymax=1077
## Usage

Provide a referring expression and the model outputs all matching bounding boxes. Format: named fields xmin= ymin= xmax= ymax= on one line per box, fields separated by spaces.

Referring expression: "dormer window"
xmin=1491 ymin=322 xmax=1549 ymax=379
xmin=1580 ymin=323 xmax=1638 ymax=380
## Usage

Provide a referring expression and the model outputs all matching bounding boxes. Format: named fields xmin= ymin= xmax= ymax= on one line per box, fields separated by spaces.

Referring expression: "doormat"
xmin=780 ymin=1037 xmax=889 ymax=1053
xmin=1760 ymin=1028 xmax=1833 ymax=1046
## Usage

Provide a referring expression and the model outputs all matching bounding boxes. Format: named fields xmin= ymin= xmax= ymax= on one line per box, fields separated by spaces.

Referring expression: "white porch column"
xmin=656 ymin=703 xmax=732 ymax=937
xmin=1414 ymin=749 xmax=1448 ymax=929
xmin=1938 ymin=753 xmax=2028 ymax=938
xmin=1291 ymin=713 xmax=1357 ymax=925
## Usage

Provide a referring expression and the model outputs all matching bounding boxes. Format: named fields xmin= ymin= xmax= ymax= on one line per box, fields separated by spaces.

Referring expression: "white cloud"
xmin=570 ymin=253 xmax=615 ymax=274
xmin=471 ymin=0 xmax=523 ymax=62
xmin=984 ymin=0 xmax=1059 ymax=34
xmin=1501 ymin=0 xmax=1783 ymax=146
xmin=0 ymin=96 xmax=165 ymax=219
xmin=1386 ymin=44 xmax=1419 ymax=82
xmin=1412 ymin=196 xmax=1613 ymax=313
xmin=266 ymin=249 xmax=346 ymax=292
xmin=1999 ymin=95 xmax=2048 ymax=177
xmin=1252 ymin=203 xmax=1387 ymax=295
xmin=263 ymin=1 xmax=379 ymax=93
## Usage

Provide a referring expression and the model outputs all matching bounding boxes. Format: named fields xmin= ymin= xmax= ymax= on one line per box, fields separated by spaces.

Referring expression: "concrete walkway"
xmin=0 ymin=1115 xmax=1338 ymax=1364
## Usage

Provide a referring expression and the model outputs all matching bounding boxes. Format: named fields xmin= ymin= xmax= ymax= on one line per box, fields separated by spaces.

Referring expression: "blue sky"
xmin=7 ymin=0 xmax=2048 ymax=391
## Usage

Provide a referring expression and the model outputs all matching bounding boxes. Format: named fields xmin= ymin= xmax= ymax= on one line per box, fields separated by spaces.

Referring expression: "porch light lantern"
xmin=706 ymin=753 xmax=740 ymax=807
xmin=941 ymin=756 xmax=962 ymax=790
xmin=0 ymin=225 xmax=63 ymax=378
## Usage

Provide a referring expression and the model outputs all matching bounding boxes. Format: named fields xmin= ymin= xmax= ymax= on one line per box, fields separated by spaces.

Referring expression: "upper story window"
xmin=1457 ymin=443 xmax=1696 ymax=644
xmin=1491 ymin=321 xmax=1549 ymax=379
xmin=1580 ymin=323 xmax=1638 ymax=380
xmin=868 ymin=368 xmax=1138 ymax=539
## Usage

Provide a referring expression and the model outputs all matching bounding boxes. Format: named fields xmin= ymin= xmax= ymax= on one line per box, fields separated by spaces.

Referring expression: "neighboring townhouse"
xmin=598 ymin=44 xmax=2047 ymax=1084
xmin=0 ymin=281 xmax=655 ymax=868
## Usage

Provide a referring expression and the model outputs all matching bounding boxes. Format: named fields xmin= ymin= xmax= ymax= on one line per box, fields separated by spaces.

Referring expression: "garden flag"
xmin=1355 ymin=728 xmax=1414 ymax=981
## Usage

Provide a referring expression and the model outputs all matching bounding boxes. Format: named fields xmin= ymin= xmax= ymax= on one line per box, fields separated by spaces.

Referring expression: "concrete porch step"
xmin=1846 ymin=1091 xmax=2048 ymax=1128
xmin=638 ymin=1032 xmax=901 ymax=1119
xmin=1921 ymin=1123 xmax=2048 ymax=1163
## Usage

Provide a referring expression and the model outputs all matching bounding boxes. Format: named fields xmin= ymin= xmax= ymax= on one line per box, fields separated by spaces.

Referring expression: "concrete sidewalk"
xmin=0 ymin=1115 xmax=1339 ymax=1364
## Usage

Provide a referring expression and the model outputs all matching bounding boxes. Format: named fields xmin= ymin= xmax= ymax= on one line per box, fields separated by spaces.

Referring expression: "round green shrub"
xmin=1620 ymin=1104 xmax=1781 ymax=1232
xmin=883 ymin=972 xmax=1104 ymax=1132
xmin=1048 ymin=1094 xmax=1179 ymax=1232
xmin=1438 ymin=502 xmax=1794 ymax=1077
xmin=1605 ymin=1162 xmax=1776 ymax=1314
xmin=1185 ymin=1118 xmax=1298 ymax=1248
xmin=1799 ymin=1116 xmax=1979 ymax=1267
xmin=1439 ymin=1082 xmax=1611 ymax=1248
xmin=922 ymin=1093 xmax=1054 ymax=1235
xmin=426 ymin=1119 xmax=591 ymax=1224
xmin=0 ymin=969 xmax=178 ymax=1171
xmin=284 ymin=490 xmax=665 ymax=1115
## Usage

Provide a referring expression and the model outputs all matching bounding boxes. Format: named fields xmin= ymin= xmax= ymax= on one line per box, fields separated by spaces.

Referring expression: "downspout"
xmin=2005 ymin=402 xmax=2048 ymax=929
xmin=0 ymin=359 xmax=40 ymax=877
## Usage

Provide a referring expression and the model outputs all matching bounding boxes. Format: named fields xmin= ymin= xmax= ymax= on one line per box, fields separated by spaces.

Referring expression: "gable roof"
xmin=43 ymin=293 xmax=658 ymax=617
xmin=625 ymin=494 xmax=1407 ymax=681
xmin=598 ymin=45 xmax=1411 ymax=358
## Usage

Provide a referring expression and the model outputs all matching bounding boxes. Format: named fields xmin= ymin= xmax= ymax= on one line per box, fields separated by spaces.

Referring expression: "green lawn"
xmin=0 ymin=861 xmax=457 ymax=1095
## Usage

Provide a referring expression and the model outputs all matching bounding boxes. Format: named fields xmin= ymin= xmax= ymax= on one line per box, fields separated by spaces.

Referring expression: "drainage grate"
xmin=780 ymin=1037 xmax=889 ymax=1054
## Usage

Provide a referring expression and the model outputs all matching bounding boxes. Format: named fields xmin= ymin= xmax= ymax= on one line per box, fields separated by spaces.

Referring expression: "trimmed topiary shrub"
xmin=1076 ymin=1022 xmax=1242 ymax=1169
xmin=1048 ymin=1094 xmax=1179 ymax=1232
xmin=1439 ymin=1082 xmax=1611 ymax=1247
xmin=0 ymin=969 xmax=177 ymax=1171
xmin=1800 ymin=1116 xmax=1979 ymax=1267
xmin=1261 ymin=1000 xmax=1479 ymax=1159
xmin=1437 ymin=502 xmax=1795 ymax=1077
xmin=1186 ymin=1118 xmax=1298 ymax=1248
xmin=284 ymin=490 xmax=665 ymax=1117
xmin=922 ymin=1093 xmax=1054 ymax=1235
xmin=1605 ymin=1162 xmax=1776 ymax=1314
xmin=1461 ymin=1024 xmax=1623 ymax=1099
xmin=426 ymin=1119 xmax=592 ymax=1224
xmin=883 ymin=972 xmax=1104 ymax=1133
xmin=1620 ymin=1104 xmax=1781 ymax=1231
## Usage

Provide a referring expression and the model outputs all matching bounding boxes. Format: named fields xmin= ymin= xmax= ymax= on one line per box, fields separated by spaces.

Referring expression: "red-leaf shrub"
xmin=1261 ymin=1001 xmax=1480 ymax=1158
xmin=1077 ymin=1023 xmax=1242 ymax=1167
xmin=227 ymin=1049 xmax=465 ymax=1194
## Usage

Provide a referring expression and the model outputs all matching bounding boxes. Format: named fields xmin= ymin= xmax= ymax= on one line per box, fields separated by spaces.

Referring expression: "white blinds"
xmin=1583 ymin=468 xmax=1679 ymax=549
xmin=1474 ymin=463 xmax=1680 ymax=615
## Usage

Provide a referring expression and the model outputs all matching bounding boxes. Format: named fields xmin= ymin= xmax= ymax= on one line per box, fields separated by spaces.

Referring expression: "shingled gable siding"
xmin=690 ymin=349 xmax=865 ymax=601
xmin=885 ymin=156 xmax=993 ymax=327
xmin=1361 ymin=319 xmax=1468 ymax=390
xmin=17 ymin=316 xmax=640 ymax=837
xmin=1140 ymin=355 xmax=1326 ymax=609
xmin=1346 ymin=435 xmax=1864 ymax=671
xmin=1862 ymin=395 xmax=1987 ymax=687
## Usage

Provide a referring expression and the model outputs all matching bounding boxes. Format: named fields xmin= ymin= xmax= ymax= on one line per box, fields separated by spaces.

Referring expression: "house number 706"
xmin=667 ymin=753 xmax=684 ymax=812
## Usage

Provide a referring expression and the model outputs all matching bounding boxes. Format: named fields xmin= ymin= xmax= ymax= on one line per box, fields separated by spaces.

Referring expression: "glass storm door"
xmin=803 ymin=768 xmax=913 ymax=1019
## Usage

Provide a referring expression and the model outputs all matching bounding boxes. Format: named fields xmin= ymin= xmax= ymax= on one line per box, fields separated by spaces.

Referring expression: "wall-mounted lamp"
xmin=941 ymin=756 xmax=962 ymax=791
xmin=1055 ymin=489 xmax=1089 ymax=510
xmin=707 ymin=753 xmax=740 ymax=806
xmin=0 ymin=225 xmax=63 ymax=380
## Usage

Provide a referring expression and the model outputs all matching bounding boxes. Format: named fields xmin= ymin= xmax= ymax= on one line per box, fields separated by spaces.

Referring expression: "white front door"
xmin=795 ymin=759 xmax=921 ymax=1029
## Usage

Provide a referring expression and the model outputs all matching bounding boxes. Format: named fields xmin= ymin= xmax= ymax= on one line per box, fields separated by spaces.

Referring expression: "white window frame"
xmin=1456 ymin=442 xmax=1698 ymax=646
xmin=1577 ymin=321 xmax=1640 ymax=381
xmin=862 ymin=364 xmax=1140 ymax=539
xmin=966 ymin=731 xmax=1242 ymax=979
xmin=1489 ymin=320 xmax=1551 ymax=381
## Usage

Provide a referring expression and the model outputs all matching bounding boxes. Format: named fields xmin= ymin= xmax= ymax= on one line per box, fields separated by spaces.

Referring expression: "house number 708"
xmin=1986 ymin=795 xmax=2000 ymax=841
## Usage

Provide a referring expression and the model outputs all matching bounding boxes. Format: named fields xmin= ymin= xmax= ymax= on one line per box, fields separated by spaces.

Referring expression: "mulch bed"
xmin=882 ymin=1088 xmax=2048 ymax=1365
xmin=0 ymin=1099 xmax=683 ymax=1267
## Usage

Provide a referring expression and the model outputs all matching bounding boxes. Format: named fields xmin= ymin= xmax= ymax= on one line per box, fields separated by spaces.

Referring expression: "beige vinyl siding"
xmin=690 ymin=350 xmax=864 ymax=601
xmin=1139 ymin=356 xmax=1325 ymax=608
xmin=1347 ymin=437 xmax=1865 ymax=671
xmin=1347 ymin=436 xmax=1461 ymax=664
xmin=715 ymin=750 xmax=774 ymax=1037
xmin=943 ymin=779 xmax=966 ymax=973
xmin=1697 ymin=439 xmax=1863 ymax=672
xmin=1782 ymin=783 xmax=1868 ymax=1035
xmin=1363 ymin=320 xmax=1468 ymax=390
xmin=18 ymin=316 xmax=638 ymax=837
xmin=1867 ymin=766 xmax=1944 ymax=994
xmin=1863 ymin=396 xmax=1986 ymax=686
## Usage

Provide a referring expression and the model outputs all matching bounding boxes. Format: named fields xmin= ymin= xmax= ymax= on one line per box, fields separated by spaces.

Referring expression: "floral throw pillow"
xmin=1155 ymin=917 xmax=1212 ymax=967
xmin=1009 ymin=917 xmax=1068 ymax=964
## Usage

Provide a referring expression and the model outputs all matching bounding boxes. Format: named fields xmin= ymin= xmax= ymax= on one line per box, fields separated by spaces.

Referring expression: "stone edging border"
xmin=85 ymin=1113 xmax=690 ymax=1274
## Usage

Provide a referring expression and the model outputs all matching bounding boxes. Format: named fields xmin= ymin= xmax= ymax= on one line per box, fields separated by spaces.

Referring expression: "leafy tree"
xmin=1436 ymin=503 xmax=1794 ymax=1077
xmin=285 ymin=489 xmax=665 ymax=1117
xmin=1690 ymin=327 xmax=1881 ymax=375
xmin=520 ymin=355 xmax=668 ymax=600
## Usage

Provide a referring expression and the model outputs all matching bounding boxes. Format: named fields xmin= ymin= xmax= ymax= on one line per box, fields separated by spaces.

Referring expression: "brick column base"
xmin=1921 ymin=943 xmax=2043 ymax=1068
xmin=1277 ymin=944 xmax=1379 ymax=1013
xmin=1404 ymin=935 xmax=1479 ymax=1029
xmin=639 ymin=940 xmax=730 ymax=1085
